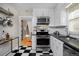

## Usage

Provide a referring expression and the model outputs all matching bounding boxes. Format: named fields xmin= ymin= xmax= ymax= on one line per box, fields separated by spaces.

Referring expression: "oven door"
xmin=37 ymin=38 xmax=50 ymax=45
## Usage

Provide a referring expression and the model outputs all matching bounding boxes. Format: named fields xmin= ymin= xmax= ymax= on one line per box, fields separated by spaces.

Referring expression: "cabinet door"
xmin=50 ymin=36 xmax=57 ymax=55
xmin=32 ymin=17 xmax=37 ymax=34
xmin=50 ymin=36 xmax=63 ymax=56
xmin=32 ymin=17 xmax=37 ymax=27
xmin=32 ymin=36 xmax=36 ymax=50
xmin=50 ymin=36 xmax=54 ymax=50
xmin=55 ymin=39 xmax=63 ymax=56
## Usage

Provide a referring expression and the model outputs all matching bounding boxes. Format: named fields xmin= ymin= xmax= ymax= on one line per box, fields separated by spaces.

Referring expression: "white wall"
xmin=0 ymin=4 xmax=20 ymax=55
xmin=0 ymin=4 xmax=19 ymax=37
xmin=49 ymin=28 xmax=68 ymax=36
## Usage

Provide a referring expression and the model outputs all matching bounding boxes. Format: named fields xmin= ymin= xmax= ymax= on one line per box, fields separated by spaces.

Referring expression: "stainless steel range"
xmin=36 ymin=17 xmax=50 ymax=49
xmin=36 ymin=31 xmax=50 ymax=48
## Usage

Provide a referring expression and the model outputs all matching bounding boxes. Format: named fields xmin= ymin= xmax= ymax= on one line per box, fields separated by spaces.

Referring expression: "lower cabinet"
xmin=50 ymin=36 xmax=63 ymax=56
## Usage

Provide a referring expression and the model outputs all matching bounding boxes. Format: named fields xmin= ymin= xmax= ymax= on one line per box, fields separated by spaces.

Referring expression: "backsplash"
xmin=49 ymin=27 xmax=68 ymax=36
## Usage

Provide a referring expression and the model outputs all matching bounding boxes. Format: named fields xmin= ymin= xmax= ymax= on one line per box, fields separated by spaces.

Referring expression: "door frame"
xmin=19 ymin=16 xmax=33 ymax=41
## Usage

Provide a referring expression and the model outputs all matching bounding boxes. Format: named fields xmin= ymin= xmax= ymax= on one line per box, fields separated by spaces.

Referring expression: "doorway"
xmin=20 ymin=16 xmax=32 ymax=47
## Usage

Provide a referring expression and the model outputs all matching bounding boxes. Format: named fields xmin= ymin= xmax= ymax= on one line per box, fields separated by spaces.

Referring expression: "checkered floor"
xmin=7 ymin=46 xmax=53 ymax=56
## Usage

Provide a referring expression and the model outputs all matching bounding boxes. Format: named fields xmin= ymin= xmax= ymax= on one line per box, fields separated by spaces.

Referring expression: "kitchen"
xmin=0 ymin=3 xmax=79 ymax=56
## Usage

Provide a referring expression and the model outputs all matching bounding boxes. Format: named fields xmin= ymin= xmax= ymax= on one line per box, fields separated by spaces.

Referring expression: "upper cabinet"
xmin=54 ymin=4 xmax=67 ymax=26
xmin=33 ymin=8 xmax=50 ymax=16
xmin=33 ymin=8 xmax=54 ymax=26
xmin=32 ymin=17 xmax=37 ymax=27
xmin=32 ymin=6 xmax=67 ymax=27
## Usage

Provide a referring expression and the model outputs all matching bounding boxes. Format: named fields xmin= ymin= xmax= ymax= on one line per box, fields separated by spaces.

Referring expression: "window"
xmin=68 ymin=6 xmax=79 ymax=34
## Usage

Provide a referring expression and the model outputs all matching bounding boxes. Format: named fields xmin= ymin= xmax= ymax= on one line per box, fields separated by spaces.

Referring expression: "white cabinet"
xmin=50 ymin=36 xmax=63 ymax=56
xmin=32 ymin=17 xmax=37 ymax=27
xmin=54 ymin=5 xmax=67 ymax=26
xmin=32 ymin=17 xmax=37 ymax=34
xmin=32 ymin=17 xmax=37 ymax=50
xmin=33 ymin=8 xmax=54 ymax=26
xmin=33 ymin=8 xmax=50 ymax=16
xmin=32 ymin=36 xmax=36 ymax=50
xmin=33 ymin=8 xmax=54 ymax=18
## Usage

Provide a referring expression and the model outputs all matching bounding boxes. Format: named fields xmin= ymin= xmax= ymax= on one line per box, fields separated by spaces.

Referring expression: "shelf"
xmin=0 ymin=7 xmax=14 ymax=16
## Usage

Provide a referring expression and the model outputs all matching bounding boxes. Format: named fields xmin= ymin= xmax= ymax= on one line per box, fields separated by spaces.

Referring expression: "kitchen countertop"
xmin=51 ymin=34 xmax=79 ymax=52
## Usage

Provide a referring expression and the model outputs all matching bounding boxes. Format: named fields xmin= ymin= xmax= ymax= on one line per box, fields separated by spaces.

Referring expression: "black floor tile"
xmin=43 ymin=53 xmax=49 ymax=54
xmin=23 ymin=50 xmax=30 ymax=53
xmin=49 ymin=49 xmax=53 ymax=53
xmin=14 ymin=53 xmax=22 ymax=56
xmin=40 ymin=55 xmax=53 ymax=56
xmin=29 ymin=53 xmax=36 ymax=56
xmin=20 ymin=47 xmax=26 ymax=50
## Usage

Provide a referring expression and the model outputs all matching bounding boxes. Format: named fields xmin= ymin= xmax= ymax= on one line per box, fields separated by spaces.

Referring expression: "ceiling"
xmin=8 ymin=3 xmax=58 ymax=16
xmin=0 ymin=3 xmax=68 ymax=16
xmin=10 ymin=3 xmax=57 ymax=8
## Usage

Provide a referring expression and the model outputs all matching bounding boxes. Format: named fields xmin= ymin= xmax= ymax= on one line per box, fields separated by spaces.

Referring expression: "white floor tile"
xmin=43 ymin=51 xmax=49 ymax=53
xmin=30 ymin=50 xmax=36 ymax=53
xmin=21 ymin=53 xmax=29 ymax=56
xmin=49 ymin=53 xmax=53 ymax=55
xmin=36 ymin=53 xmax=42 ymax=56
xmin=26 ymin=47 xmax=31 ymax=50
xmin=18 ymin=50 xmax=24 ymax=53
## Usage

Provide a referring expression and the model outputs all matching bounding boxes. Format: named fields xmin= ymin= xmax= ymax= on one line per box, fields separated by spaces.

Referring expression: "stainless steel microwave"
xmin=37 ymin=17 xmax=50 ymax=25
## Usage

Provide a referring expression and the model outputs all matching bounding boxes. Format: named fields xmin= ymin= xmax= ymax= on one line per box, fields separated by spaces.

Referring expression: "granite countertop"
xmin=51 ymin=34 xmax=79 ymax=52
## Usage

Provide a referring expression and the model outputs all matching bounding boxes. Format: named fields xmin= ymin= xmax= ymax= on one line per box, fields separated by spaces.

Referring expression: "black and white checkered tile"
xmin=7 ymin=46 xmax=53 ymax=56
